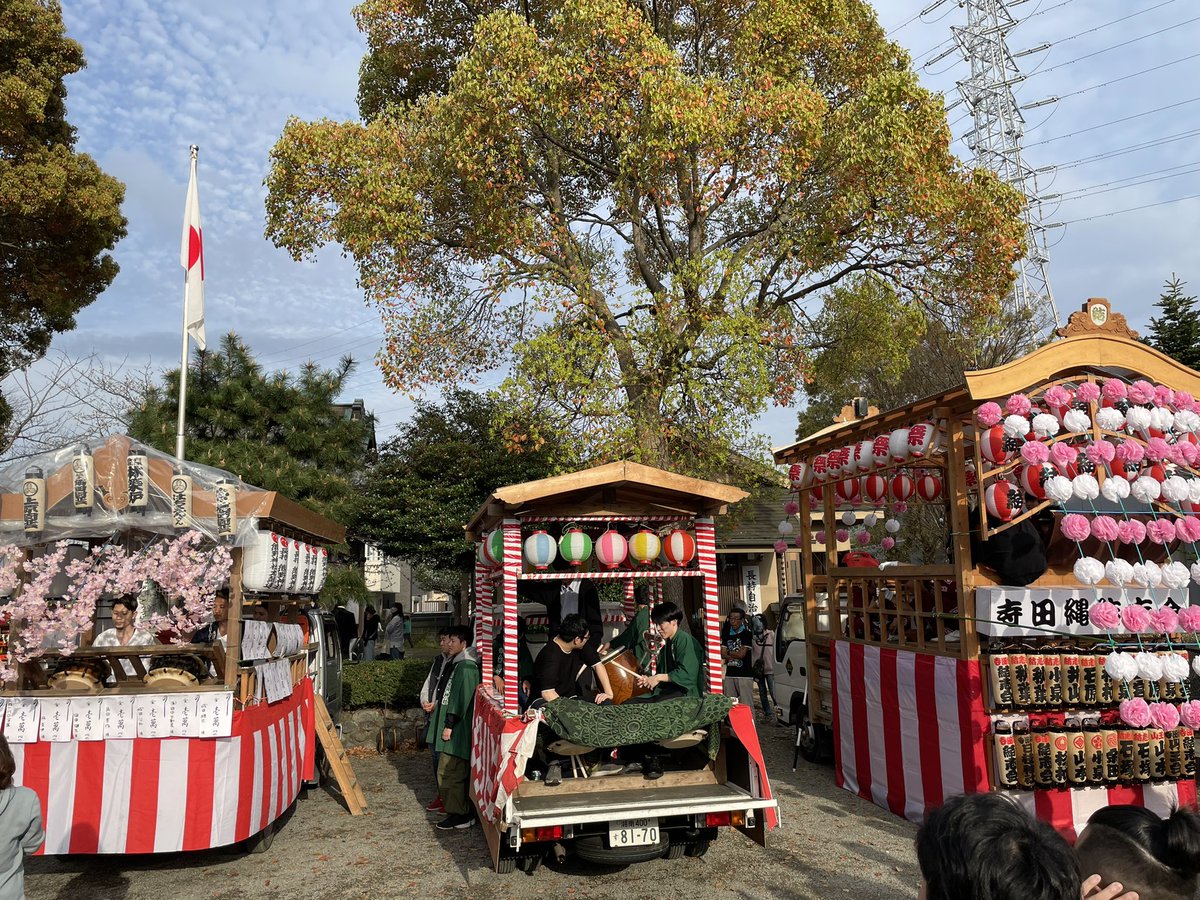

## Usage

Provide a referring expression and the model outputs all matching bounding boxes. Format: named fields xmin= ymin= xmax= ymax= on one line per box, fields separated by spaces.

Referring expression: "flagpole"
xmin=175 ymin=144 xmax=199 ymax=461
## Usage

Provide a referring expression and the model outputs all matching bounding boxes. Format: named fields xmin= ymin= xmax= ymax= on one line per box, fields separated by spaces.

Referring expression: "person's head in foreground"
xmin=916 ymin=793 xmax=1080 ymax=900
xmin=1075 ymin=804 xmax=1200 ymax=900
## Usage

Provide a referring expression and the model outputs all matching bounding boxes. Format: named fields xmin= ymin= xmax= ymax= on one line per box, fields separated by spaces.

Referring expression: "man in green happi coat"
xmin=634 ymin=601 xmax=703 ymax=700
xmin=434 ymin=625 xmax=481 ymax=830
xmin=609 ymin=585 xmax=653 ymax=671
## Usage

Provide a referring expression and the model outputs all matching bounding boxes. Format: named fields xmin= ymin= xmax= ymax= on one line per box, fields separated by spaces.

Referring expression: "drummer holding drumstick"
xmin=92 ymin=596 xmax=155 ymax=680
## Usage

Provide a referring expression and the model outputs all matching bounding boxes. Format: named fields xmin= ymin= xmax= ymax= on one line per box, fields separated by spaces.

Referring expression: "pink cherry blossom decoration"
xmin=1085 ymin=440 xmax=1116 ymax=466
xmin=1089 ymin=601 xmax=1120 ymax=630
xmin=814 ymin=530 xmax=827 ymax=545
xmin=1119 ymin=698 xmax=1152 ymax=728
xmin=1154 ymin=385 xmax=1175 ymax=408
xmin=1179 ymin=442 xmax=1199 ymax=466
xmin=1121 ymin=603 xmax=1152 ymax=632
xmin=1180 ymin=607 xmax=1200 ymax=632
xmin=893 ymin=502 xmax=908 ymax=513
xmin=835 ymin=529 xmax=849 ymax=543
xmin=1005 ymin=393 xmax=1032 ymax=416
xmin=1176 ymin=391 xmax=1196 ymax=410
xmin=1050 ymin=442 xmax=1078 ymax=469
xmin=1146 ymin=437 xmax=1172 ymax=462
xmin=976 ymin=402 xmax=1003 ymax=427
xmin=1060 ymin=514 xmax=1091 ymax=541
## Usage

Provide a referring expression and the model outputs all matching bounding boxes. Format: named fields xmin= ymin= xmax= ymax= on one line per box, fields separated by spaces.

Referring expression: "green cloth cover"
xmin=540 ymin=694 xmax=734 ymax=760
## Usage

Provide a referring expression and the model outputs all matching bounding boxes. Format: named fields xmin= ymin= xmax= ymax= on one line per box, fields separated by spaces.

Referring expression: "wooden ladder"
xmin=314 ymin=695 xmax=367 ymax=815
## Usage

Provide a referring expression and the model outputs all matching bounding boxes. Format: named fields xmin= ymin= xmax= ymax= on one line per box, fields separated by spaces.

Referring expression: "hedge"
xmin=342 ymin=658 xmax=432 ymax=710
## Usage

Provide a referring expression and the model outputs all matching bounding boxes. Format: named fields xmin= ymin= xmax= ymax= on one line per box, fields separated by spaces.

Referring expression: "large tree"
xmin=352 ymin=390 xmax=574 ymax=595
xmin=266 ymin=0 xmax=1024 ymax=471
xmin=127 ymin=333 xmax=374 ymax=525
xmin=0 ymin=0 xmax=126 ymax=432
xmin=1146 ymin=276 xmax=1200 ymax=371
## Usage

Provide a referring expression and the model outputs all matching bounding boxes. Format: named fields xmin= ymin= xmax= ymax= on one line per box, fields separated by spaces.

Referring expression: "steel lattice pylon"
xmin=948 ymin=0 xmax=1060 ymax=329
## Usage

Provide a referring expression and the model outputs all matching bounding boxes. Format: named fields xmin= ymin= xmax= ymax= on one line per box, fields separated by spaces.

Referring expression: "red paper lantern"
xmin=916 ymin=473 xmax=942 ymax=502
xmin=890 ymin=473 xmax=915 ymax=502
xmin=984 ymin=480 xmax=1023 ymax=521
xmin=662 ymin=529 xmax=696 ymax=567
xmin=861 ymin=473 xmax=888 ymax=504
xmin=980 ymin=424 xmax=1008 ymax=465
xmin=1018 ymin=464 xmax=1048 ymax=500
xmin=835 ymin=478 xmax=861 ymax=504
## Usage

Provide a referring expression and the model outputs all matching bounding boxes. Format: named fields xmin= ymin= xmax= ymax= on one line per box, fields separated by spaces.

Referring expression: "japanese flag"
xmin=180 ymin=147 xmax=206 ymax=351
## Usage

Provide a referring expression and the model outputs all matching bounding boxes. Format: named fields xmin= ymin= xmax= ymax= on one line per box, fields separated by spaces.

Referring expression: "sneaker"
xmin=425 ymin=797 xmax=445 ymax=813
xmin=644 ymin=757 xmax=664 ymax=780
xmin=545 ymin=762 xmax=563 ymax=787
xmin=619 ymin=761 xmax=643 ymax=776
xmin=435 ymin=813 xmax=475 ymax=830
xmin=590 ymin=761 xmax=624 ymax=777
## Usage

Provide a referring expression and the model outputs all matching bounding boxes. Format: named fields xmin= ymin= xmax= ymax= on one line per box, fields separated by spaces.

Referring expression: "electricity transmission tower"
xmin=927 ymin=0 xmax=1061 ymax=330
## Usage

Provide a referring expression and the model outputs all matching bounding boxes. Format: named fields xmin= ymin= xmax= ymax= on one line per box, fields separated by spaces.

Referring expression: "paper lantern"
xmin=243 ymin=530 xmax=291 ymax=593
xmin=313 ymin=547 xmax=329 ymax=593
xmin=662 ymin=529 xmax=696 ymax=566
xmin=476 ymin=540 xmax=491 ymax=566
xmin=788 ymin=463 xmax=809 ymax=489
xmin=979 ymin=424 xmax=1008 ymax=465
xmin=889 ymin=428 xmax=911 ymax=462
xmin=1018 ymin=464 xmax=1048 ymax=500
xmin=595 ymin=530 xmax=628 ymax=569
xmin=809 ymin=488 xmax=824 ymax=508
xmin=835 ymin=478 xmax=861 ymax=504
xmin=811 ymin=454 xmax=829 ymax=482
xmin=523 ymin=529 xmax=557 ymax=570
xmin=840 ymin=510 xmax=857 ymax=526
xmin=862 ymin=473 xmax=888 ymax=504
xmin=916 ymin=473 xmax=943 ymax=502
xmin=871 ymin=435 xmax=891 ymax=467
xmin=826 ymin=446 xmax=849 ymax=476
xmin=985 ymin=481 xmax=1023 ymax=522
xmin=483 ymin=529 xmax=505 ymax=565
xmin=890 ymin=473 xmax=915 ymax=502
xmin=628 ymin=528 xmax=661 ymax=565
xmin=854 ymin=439 xmax=876 ymax=472
xmin=907 ymin=422 xmax=938 ymax=458
xmin=558 ymin=528 xmax=593 ymax=567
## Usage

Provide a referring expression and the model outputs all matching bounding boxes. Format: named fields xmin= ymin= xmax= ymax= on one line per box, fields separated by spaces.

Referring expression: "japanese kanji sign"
xmin=977 ymin=586 xmax=1191 ymax=637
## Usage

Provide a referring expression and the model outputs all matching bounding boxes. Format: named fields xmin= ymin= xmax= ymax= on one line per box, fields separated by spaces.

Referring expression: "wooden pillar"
xmin=695 ymin=517 xmax=722 ymax=693
xmin=500 ymin=518 xmax=522 ymax=714
xmin=942 ymin=408 xmax=977 ymax=661
xmin=224 ymin=547 xmax=243 ymax=689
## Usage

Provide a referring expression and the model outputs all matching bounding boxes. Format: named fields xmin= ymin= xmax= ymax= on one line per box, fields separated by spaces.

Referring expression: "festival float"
xmin=465 ymin=461 xmax=779 ymax=873
xmin=0 ymin=435 xmax=342 ymax=853
xmin=773 ymin=300 xmax=1200 ymax=835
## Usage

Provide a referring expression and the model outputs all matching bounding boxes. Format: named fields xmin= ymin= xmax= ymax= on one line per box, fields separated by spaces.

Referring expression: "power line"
xmin=1028 ymin=14 xmax=1200 ymax=78
xmin=1055 ymin=128 xmax=1200 ymax=169
xmin=1024 ymin=96 xmax=1200 ymax=147
xmin=1042 ymin=0 xmax=1179 ymax=48
xmin=1057 ymin=192 xmax=1200 ymax=225
xmin=1056 ymin=165 xmax=1200 ymax=201
xmin=1055 ymin=51 xmax=1200 ymax=101
xmin=254 ymin=318 xmax=380 ymax=363
xmin=1055 ymin=159 xmax=1200 ymax=198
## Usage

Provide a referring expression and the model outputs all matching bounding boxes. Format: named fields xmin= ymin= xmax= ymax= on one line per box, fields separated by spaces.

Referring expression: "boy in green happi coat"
xmin=609 ymin=585 xmax=653 ymax=670
xmin=633 ymin=601 xmax=703 ymax=700
xmin=434 ymin=626 xmax=481 ymax=830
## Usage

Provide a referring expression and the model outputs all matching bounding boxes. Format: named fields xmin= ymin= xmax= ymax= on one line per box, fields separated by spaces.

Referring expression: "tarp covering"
xmin=540 ymin=694 xmax=735 ymax=759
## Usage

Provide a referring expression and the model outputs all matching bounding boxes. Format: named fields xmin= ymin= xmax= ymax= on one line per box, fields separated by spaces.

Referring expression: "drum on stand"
xmin=47 ymin=656 xmax=111 ymax=693
xmin=144 ymin=654 xmax=209 ymax=688
xmin=600 ymin=648 xmax=650 ymax=705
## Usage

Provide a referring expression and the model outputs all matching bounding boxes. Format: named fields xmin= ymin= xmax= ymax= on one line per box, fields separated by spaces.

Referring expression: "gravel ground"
xmin=24 ymin=721 xmax=921 ymax=900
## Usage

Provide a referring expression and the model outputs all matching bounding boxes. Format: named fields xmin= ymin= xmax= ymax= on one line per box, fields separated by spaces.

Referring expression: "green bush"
xmin=342 ymin=658 xmax=432 ymax=709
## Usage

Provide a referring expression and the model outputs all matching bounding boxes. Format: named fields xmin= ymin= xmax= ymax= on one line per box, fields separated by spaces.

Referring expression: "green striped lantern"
xmin=482 ymin=529 xmax=505 ymax=565
xmin=558 ymin=526 xmax=593 ymax=567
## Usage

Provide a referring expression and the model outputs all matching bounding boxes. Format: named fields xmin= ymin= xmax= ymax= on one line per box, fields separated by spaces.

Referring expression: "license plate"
xmin=608 ymin=817 xmax=659 ymax=847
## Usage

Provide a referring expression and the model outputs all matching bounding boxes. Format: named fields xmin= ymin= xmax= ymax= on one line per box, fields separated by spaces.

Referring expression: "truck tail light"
xmin=520 ymin=825 xmax=565 ymax=842
xmin=704 ymin=811 xmax=747 ymax=828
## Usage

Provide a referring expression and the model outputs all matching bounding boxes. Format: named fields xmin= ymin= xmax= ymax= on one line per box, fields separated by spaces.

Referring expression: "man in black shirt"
xmin=532 ymin=614 xmax=615 ymax=704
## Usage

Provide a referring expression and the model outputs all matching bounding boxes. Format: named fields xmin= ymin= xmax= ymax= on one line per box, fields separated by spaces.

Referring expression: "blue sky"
xmin=44 ymin=0 xmax=1200 ymax=452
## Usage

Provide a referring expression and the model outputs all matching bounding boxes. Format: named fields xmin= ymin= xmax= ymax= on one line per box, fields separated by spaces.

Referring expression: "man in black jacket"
xmin=536 ymin=579 xmax=605 ymax=653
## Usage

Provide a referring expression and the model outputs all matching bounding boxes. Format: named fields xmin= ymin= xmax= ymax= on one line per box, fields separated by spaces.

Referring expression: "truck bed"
xmin=512 ymin=780 xmax=776 ymax=827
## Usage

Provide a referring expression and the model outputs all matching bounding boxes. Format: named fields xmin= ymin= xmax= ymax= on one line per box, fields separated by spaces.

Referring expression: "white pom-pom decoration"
xmin=1163 ymin=560 xmax=1192 ymax=589
xmin=863 ymin=513 xmax=879 ymax=528
xmin=1126 ymin=406 xmax=1152 ymax=434
xmin=1162 ymin=475 xmax=1190 ymax=502
xmin=1073 ymin=556 xmax=1105 ymax=585
xmin=1162 ymin=653 xmax=1190 ymax=683
xmin=1133 ymin=561 xmax=1163 ymax=588
xmin=1193 ymin=654 xmax=1200 ymax=678
xmin=1192 ymin=561 xmax=1200 ymax=585
xmin=1188 ymin=479 xmax=1200 ymax=504
xmin=840 ymin=510 xmax=856 ymax=526
xmin=778 ymin=520 xmax=794 ymax=535
xmin=1072 ymin=474 xmax=1100 ymax=500
xmin=1063 ymin=408 xmax=1091 ymax=434
xmin=1151 ymin=407 xmax=1176 ymax=434
xmin=1101 ymin=476 xmax=1132 ymax=501
xmin=1002 ymin=415 xmax=1030 ymax=439
xmin=1105 ymin=559 xmax=1134 ymax=586
xmin=1105 ymin=652 xmax=1138 ymax=683
xmin=884 ymin=518 xmax=901 ymax=534
xmin=1096 ymin=407 xmax=1126 ymax=432
xmin=1175 ymin=410 xmax=1200 ymax=434
xmin=1045 ymin=475 xmax=1074 ymax=504
xmin=1135 ymin=651 xmax=1164 ymax=682
xmin=1131 ymin=475 xmax=1162 ymax=503
xmin=1031 ymin=413 xmax=1060 ymax=439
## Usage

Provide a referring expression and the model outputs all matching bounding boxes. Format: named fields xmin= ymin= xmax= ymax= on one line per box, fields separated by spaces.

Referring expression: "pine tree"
xmin=1146 ymin=276 xmax=1200 ymax=371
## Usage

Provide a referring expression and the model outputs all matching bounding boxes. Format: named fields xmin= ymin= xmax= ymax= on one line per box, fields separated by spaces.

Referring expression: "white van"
xmin=772 ymin=594 xmax=834 ymax=764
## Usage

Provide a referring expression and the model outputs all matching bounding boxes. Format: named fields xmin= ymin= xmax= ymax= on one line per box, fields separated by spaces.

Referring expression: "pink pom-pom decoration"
xmin=1177 ymin=517 xmax=1200 ymax=542
xmin=1129 ymin=380 xmax=1156 ymax=405
xmin=1148 ymin=701 xmax=1181 ymax=731
xmin=1044 ymin=385 xmax=1073 ymax=408
xmin=1154 ymin=385 xmax=1175 ymax=408
xmin=1181 ymin=701 xmax=1200 ymax=730
xmin=1119 ymin=698 xmax=1152 ymax=728
xmin=1179 ymin=442 xmax=1200 ymax=466
xmin=1090 ymin=516 xmax=1120 ymax=542
xmin=1146 ymin=437 xmax=1172 ymax=462
xmin=893 ymin=501 xmax=908 ymax=513
xmin=1176 ymin=391 xmax=1196 ymax=410
xmin=1102 ymin=379 xmax=1128 ymax=401
xmin=1005 ymin=393 xmax=1032 ymax=416
xmin=1050 ymin=442 xmax=1078 ymax=469
xmin=855 ymin=530 xmax=872 ymax=546
xmin=1116 ymin=440 xmax=1146 ymax=464
xmin=1179 ymin=606 xmax=1200 ymax=632
xmin=1060 ymin=513 xmax=1091 ymax=541
xmin=1085 ymin=440 xmax=1116 ymax=466
xmin=881 ymin=536 xmax=895 ymax=550
xmin=1077 ymin=382 xmax=1101 ymax=404
xmin=1117 ymin=519 xmax=1147 ymax=545
xmin=1020 ymin=441 xmax=1051 ymax=465
xmin=773 ymin=539 xmax=789 ymax=554
xmin=1121 ymin=603 xmax=1152 ymax=632
xmin=814 ymin=530 xmax=827 ymax=545
xmin=976 ymin=402 xmax=1003 ymax=427
xmin=784 ymin=500 xmax=799 ymax=516
xmin=835 ymin=528 xmax=849 ymax=543
xmin=793 ymin=534 xmax=805 ymax=549
xmin=1089 ymin=601 xmax=1121 ymax=630
xmin=1146 ymin=519 xmax=1177 ymax=545
xmin=1150 ymin=607 xmax=1181 ymax=634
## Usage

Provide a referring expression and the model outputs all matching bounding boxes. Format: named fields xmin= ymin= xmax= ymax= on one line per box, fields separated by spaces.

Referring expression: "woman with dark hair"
xmin=0 ymin=734 xmax=44 ymax=899
xmin=362 ymin=605 xmax=381 ymax=661
xmin=1075 ymin=804 xmax=1200 ymax=900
